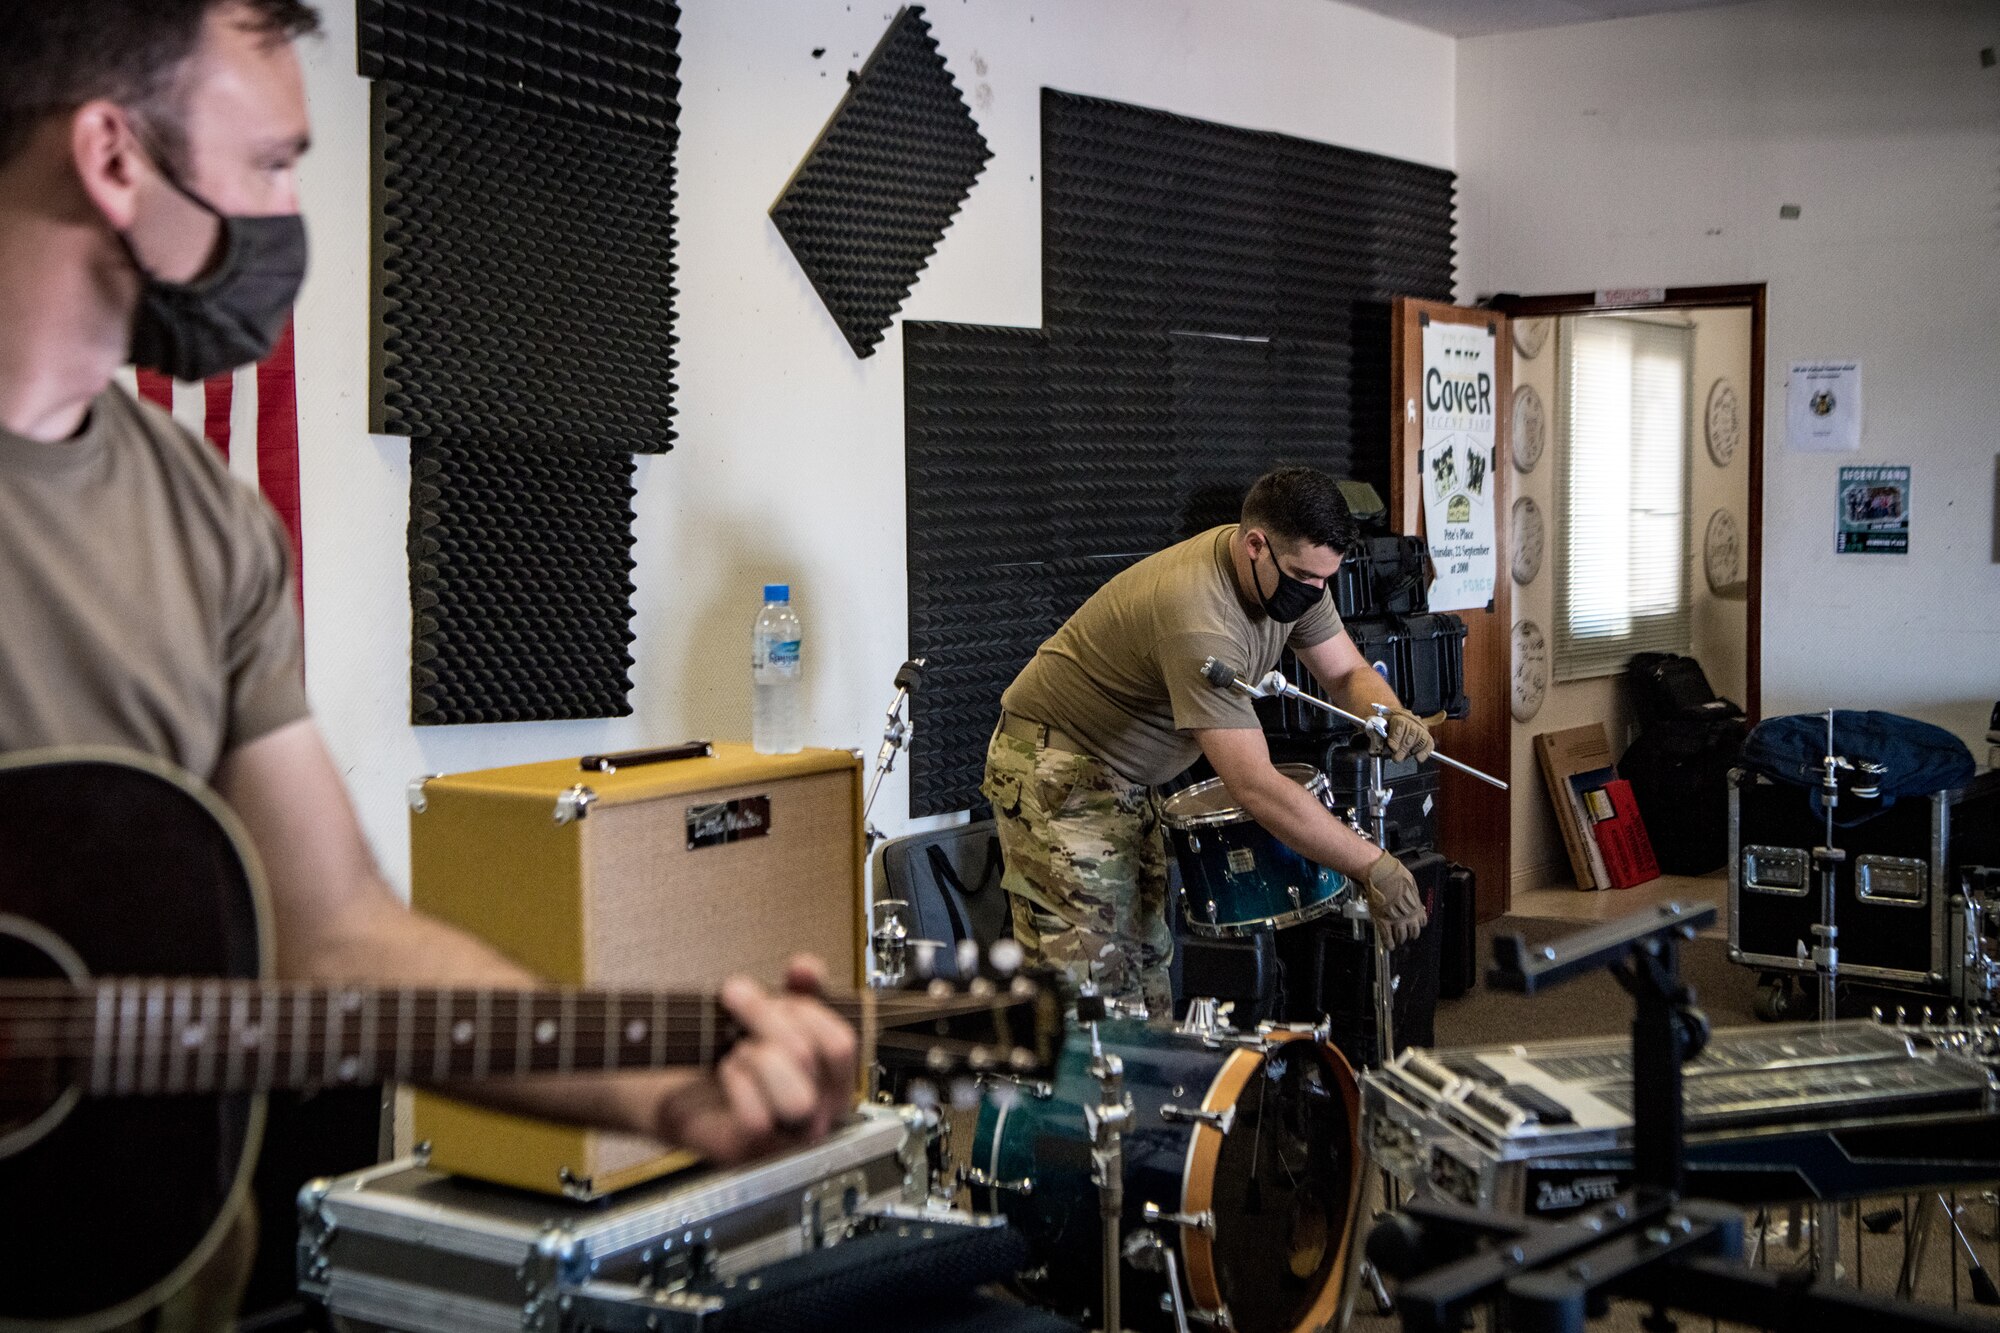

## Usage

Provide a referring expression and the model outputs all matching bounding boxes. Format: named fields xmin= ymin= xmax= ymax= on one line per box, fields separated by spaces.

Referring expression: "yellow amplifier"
xmin=408 ymin=742 xmax=864 ymax=1197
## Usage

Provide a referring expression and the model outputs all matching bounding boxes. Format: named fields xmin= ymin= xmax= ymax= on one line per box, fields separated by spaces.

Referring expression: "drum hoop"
xmin=1179 ymin=885 xmax=1349 ymax=938
xmin=1179 ymin=1045 xmax=1262 ymax=1315
xmin=1180 ymin=1032 xmax=1366 ymax=1333
xmin=1162 ymin=764 xmax=1329 ymax=830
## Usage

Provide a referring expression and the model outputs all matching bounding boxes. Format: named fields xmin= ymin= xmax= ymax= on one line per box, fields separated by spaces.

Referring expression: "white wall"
xmin=1458 ymin=0 xmax=2000 ymax=778
xmin=291 ymin=1 xmax=1456 ymax=892
xmin=1506 ymin=308 xmax=1752 ymax=890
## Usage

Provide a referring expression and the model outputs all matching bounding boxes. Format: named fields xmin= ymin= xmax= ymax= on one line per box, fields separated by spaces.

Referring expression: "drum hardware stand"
xmin=1122 ymin=1229 xmax=1194 ymax=1333
xmin=1805 ymin=708 xmax=1849 ymax=1278
xmin=862 ymin=657 xmax=926 ymax=850
xmin=1076 ymin=981 xmax=1134 ymax=1333
xmin=1362 ymin=901 xmax=2000 ymax=1333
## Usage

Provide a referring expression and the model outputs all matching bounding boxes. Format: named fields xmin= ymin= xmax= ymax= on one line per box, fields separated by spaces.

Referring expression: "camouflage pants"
xmin=981 ymin=725 xmax=1174 ymax=1015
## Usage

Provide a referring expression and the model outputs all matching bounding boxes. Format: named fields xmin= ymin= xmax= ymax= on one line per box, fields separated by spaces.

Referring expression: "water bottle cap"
xmin=763 ymin=584 xmax=790 ymax=602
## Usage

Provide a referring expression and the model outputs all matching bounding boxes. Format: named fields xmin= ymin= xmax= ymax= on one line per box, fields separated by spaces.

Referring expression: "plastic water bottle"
xmin=751 ymin=584 xmax=803 ymax=754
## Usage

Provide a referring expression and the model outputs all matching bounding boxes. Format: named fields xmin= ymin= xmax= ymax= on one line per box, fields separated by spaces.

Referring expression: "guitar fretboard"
xmin=18 ymin=982 xmax=752 ymax=1096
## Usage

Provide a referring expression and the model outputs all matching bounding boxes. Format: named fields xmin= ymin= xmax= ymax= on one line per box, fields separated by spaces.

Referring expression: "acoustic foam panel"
xmin=904 ymin=93 xmax=1457 ymax=813
xmin=1043 ymin=88 xmax=1456 ymax=339
xmin=905 ymin=323 xmax=1051 ymax=814
xmin=373 ymin=80 xmax=678 ymax=453
xmin=771 ymin=6 xmax=992 ymax=358
xmin=410 ymin=439 xmax=637 ymax=726
xmin=357 ymin=0 xmax=682 ymax=133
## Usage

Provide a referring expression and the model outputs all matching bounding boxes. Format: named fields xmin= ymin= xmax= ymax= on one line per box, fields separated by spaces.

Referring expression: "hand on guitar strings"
xmin=647 ymin=954 xmax=859 ymax=1164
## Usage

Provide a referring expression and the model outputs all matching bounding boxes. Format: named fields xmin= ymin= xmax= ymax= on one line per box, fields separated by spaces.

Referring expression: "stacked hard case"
xmin=1730 ymin=766 xmax=2000 ymax=1016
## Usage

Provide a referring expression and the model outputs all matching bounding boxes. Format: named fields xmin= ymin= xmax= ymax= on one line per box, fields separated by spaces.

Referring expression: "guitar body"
xmin=0 ymin=750 xmax=268 ymax=1332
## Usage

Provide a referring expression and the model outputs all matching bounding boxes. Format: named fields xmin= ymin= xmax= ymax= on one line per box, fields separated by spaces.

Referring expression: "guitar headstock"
xmin=870 ymin=939 xmax=1063 ymax=1108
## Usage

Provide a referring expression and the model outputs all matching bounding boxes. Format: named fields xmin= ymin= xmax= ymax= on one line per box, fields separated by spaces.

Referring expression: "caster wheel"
xmin=1754 ymin=977 xmax=1795 ymax=1022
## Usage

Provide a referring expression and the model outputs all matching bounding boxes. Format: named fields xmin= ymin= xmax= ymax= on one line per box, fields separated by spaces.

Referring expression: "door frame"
xmin=1389 ymin=299 xmax=1513 ymax=922
xmin=1486 ymin=283 xmax=1767 ymax=720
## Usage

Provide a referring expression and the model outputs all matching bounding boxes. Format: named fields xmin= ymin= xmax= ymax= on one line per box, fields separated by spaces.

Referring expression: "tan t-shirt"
xmin=1001 ymin=525 xmax=1342 ymax=784
xmin=0 ymin=386 xmax=309 ymax=780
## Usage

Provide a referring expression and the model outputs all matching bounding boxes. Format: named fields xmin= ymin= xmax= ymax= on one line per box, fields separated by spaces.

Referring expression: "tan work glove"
xmin=1382 ymin=706 xmax=1435 ymax=762
xmin=1363 ymin=851 xmax=1428 ymax=948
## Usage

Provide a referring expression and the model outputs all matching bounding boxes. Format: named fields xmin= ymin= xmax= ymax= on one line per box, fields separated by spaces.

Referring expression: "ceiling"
xmin=1335 ymin=0 xmax=1761 ymax=38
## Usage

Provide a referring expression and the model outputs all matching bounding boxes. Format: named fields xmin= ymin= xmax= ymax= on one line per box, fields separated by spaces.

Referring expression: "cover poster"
xmin=1836 ymin=465 xmax=1910 ymax=554
xmin=1419 ymin=320 xmax=1499 ymax=611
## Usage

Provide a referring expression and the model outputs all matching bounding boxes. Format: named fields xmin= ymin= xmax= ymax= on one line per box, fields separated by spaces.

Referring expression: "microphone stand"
xmin=862 ymin=658 xmax=926 ymax=851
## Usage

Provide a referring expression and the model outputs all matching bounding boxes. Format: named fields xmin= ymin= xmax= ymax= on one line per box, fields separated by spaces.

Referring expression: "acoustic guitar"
xmin=0 ymin=748 xmax=1055 ymax=1331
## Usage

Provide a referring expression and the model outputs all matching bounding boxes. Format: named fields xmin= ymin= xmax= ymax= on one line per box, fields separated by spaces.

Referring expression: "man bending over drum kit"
xmin=983 ymin=466 xmax=1435 ymax=1013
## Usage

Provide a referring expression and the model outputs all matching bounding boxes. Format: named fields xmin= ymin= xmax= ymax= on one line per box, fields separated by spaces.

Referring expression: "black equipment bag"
xmin=1620 ymin=715 xmax=1747 ymax=875
xmin=1740 ymin=710 xmax=1975 ymax=826
xmin=877 ymin=821 xmax=1012 ymax=977
xmin=1439 ymin=861 xmax=1477 ymax=1001
xmin=1626 ymin=651 xmax=1741 ymax=726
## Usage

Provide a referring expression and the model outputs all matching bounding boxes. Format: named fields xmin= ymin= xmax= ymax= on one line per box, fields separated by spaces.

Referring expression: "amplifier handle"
xmin=580 ymin=741 xmax=715 ymax=773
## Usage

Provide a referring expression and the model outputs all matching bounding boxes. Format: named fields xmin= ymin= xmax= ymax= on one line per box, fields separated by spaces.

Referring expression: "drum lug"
xmin=1160 ymin=1102 xmax=1235 ymax=1134
xmin=1142 ymin=1201 xmax=1217 ymax=1234
xmin=977 ymin=1071 xmax=1054 ymax=1100
xmin=958 ymin=1165 xmax=1035 ymax=1196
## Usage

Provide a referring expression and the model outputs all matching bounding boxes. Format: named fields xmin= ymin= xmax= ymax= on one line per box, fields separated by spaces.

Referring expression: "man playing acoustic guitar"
xmin=0 ymin=1 xmax=855 ymax=1322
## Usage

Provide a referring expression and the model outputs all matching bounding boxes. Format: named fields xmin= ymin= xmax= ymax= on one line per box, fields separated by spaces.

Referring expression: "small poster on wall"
xmin=1420 ymin=320 xmax=1499 ymax=611
xmin=1836 ymin=464 xmax=1910 ymax=554
xmin=1787 ymin=360 xmax=1863 ymax=452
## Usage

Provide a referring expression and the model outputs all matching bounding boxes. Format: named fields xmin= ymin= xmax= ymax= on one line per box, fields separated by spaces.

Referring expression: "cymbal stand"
xmin=1808 ymin=708 xmax=1847 ymax=1278
xmin=1077 ymin=984 xmax=1132 ymax=1333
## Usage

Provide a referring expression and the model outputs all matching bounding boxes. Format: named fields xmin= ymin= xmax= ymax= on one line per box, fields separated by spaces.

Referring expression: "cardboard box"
xmin=1535 ymin=724 xmax=1616 ymax=889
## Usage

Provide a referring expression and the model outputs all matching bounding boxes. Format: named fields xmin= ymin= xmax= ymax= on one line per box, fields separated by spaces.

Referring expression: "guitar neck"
xmin=4 ymin=981 xmax=885 ymax=1098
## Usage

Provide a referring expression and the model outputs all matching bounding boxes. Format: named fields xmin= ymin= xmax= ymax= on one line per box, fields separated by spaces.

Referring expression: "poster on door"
xmin=1420 ymin=320 xmax=1499 ymax=612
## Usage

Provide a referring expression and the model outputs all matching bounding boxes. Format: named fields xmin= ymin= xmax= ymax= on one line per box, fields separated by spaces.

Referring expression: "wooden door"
xmin=1389 ymin=299 xmax=1511 ymax=921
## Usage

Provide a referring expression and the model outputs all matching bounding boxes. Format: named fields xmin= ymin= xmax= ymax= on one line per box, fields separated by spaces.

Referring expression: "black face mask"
xmin=1250 ymin=542 xmax=1326 ymax=623
xmin=121 ymin=164 xmax=307 ymax=382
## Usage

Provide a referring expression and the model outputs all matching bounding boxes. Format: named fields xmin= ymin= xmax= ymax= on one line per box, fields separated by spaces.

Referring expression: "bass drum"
xmin=972 ymin=1020 xmax=1362 ymax=1333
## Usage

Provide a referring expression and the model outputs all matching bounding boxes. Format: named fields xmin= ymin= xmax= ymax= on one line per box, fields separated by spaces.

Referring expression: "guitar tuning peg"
xmin=1008 ymin=1045 xmax=1037 ymax=1072
xmin=1009 ymin=975 xmax=1038 ymax=999
xmin=925 ymin=1045 xmax=953 ymax=1072
xmin=949 ymin=1077 xmax=980 ymax=1111
xmin=989 ymin=939 xmax=1024 ymax=976
xmin=969 ymin=976 xmax=997 ymax=998
xmin=955 ymin=939 xmax=980 ymax=977
xmin=927 ymin=978 xmax=954 ymax=1000
xmin=906 ymin=1078 xmax=939 ymax=1111
xmin=913 ymin=940 xmax=941 ymax=979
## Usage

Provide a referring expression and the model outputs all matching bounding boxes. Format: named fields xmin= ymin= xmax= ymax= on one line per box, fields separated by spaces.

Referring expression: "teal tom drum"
xmin=970 ymin=1020 xmax=1363 ymax=1333
xmin=1162 ymin=763 xmax=1350 ymax=936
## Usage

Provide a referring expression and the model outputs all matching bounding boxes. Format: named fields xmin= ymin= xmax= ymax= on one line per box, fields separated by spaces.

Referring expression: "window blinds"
xmin=1554 ymin=315 xmax=1693 ymax=681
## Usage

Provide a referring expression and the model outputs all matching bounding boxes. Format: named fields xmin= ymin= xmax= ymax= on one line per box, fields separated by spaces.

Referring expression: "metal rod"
xmin=1248 ymin=668 xmax=1509 ymax=790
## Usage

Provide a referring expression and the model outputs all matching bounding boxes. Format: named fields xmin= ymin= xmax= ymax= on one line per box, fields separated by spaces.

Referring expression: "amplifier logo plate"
xmin=686 ymin=795 xmax=772 ymax=850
